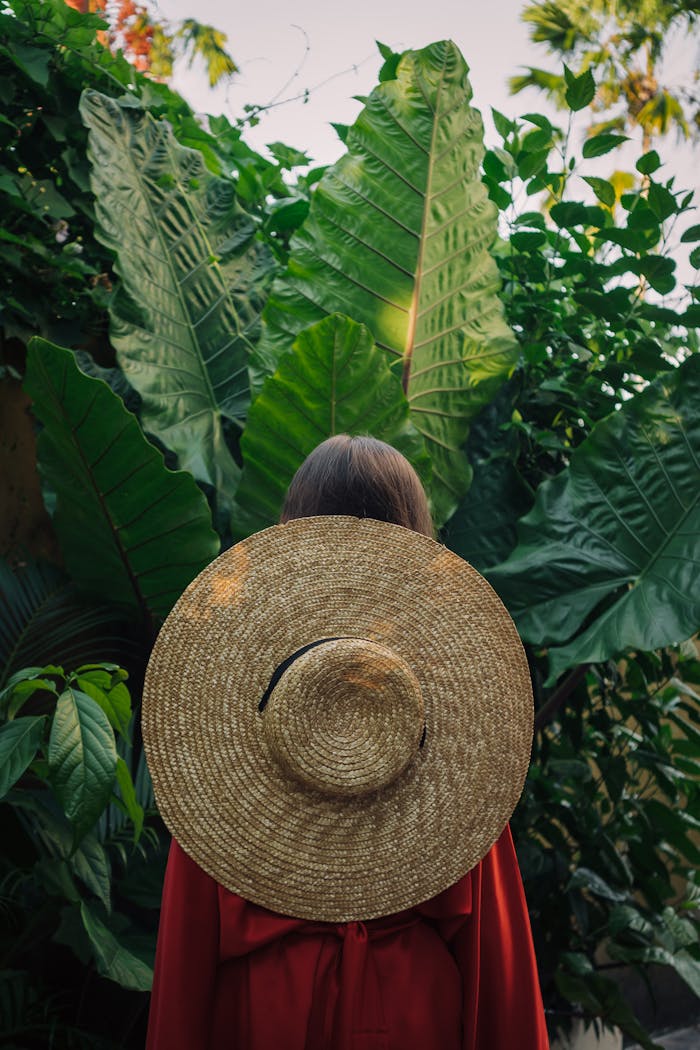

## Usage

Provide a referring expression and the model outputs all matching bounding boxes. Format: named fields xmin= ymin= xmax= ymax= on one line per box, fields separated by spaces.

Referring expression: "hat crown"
xmin=261 ymin=638 xmax=425 ymax=798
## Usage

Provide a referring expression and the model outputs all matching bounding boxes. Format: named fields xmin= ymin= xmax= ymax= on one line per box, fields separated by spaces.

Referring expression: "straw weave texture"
xmin=142 ymin=516 xmax=533 ymax=921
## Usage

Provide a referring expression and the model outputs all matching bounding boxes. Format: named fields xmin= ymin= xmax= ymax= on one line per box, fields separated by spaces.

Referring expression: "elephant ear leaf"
xmin=24 ymin=338 xmax=219 ymax=624
xmin=257 ymin=40 xmax=518 ymax=524
xmin=488 ymin=354 xmax=700 ymax=683
xmin=233 ymin=313 xmax=429 ymax=538
xmin=80 ymin=89 xmax=273 ymax=500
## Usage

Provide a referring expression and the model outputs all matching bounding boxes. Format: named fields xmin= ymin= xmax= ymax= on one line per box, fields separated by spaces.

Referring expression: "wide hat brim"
xmin=142 ymin=516 xmax=533 ymax=921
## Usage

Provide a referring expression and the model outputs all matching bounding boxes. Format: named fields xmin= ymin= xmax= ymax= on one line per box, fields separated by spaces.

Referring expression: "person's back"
xmin=143 ymin=435 xmax=549 ymax=1050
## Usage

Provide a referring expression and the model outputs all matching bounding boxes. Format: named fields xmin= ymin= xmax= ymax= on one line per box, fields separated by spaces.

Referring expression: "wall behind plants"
xmin=1 ymin=2 xmax=699 ymax=1046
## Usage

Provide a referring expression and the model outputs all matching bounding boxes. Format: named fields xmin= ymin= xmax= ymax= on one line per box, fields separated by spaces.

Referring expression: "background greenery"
xmin=1 ymin=0 xmax=698 ymax=1046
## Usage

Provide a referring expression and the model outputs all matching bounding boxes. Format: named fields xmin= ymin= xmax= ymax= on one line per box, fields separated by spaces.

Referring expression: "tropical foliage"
xmin=63 ymin=0 xmax=238 ymax=84
xmin=512 ymin=0 xmax=700 ymax=146
xmin=1 ymin=1 xmax=699 ymax=1046
xmin=0 ymin=661 xmax=160 ymax=1047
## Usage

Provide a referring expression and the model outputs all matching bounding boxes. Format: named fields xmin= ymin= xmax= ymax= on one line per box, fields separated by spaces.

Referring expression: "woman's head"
xmin=280 ymin=435 xmax=434 ymax=538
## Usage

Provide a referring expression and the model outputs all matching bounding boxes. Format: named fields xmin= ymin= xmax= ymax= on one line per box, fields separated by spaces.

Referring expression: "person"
xmin=143 ymin=435 xmax=549 ymax=1050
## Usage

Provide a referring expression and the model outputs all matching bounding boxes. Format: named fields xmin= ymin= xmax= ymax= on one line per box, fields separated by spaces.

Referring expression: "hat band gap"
xmin=258 ymin=637 xmax=347 ymax=712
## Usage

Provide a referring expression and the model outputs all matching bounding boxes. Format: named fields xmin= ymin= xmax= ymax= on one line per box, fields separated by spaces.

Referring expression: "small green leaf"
xmin=690 ymin=246 xmax=700 ymax=270
xmin=265 ymin=196 xmax=309 ymax=233
xmin=628 ymin=202 xmax=662 ymax=232
xmin=483 ymin=150 xmax=508 ymax=182
xmin=521 ymin=128 xmax=552 ymax=152
xmin=13 ymin=43 xmax=51 ymax=88
xmin=1 ymin=678 xmax=57 ymax=719
xmin=2 ymin=665 xmax=63 ymax=690
xmin=550 ymin=201 xmax=590 ymax=228
xmin=75 ymin=676 xmax=131 ymax=739
xmin=80 ymin=902 xmax=153 ymax=991
xmin=376 ymin=43 xmax=401 ymax=83
xmin=491 ymin=108 xmax=515 ymax=139
xmin=70 ymin=834 xmax=112 ymax=910
xmin=582 ymin=133 xmax=629 ymax=159
xmin=484 ymin=177 xmax=512 ymax=210
xmin=635 ymin=255 xmax=676 ymax=295
xmin=661 ymin=906 xmax=699 ymax=949
xmin=266 ymin=141 xmax=311 ymax=168
xmin=670 ymin=952 xmax=700 ymax=999
xmin=568 ymin=867 xmax=628 ymax=902
xmin=682 ymin=305 xmax=700 ymax=326
xmin=518 ymin=149 xmax=549 ymax=179
xmin=0 ymin=716 xmax=46 ymax=798
xmin=648 ymin=183 xmax=678 ymax=222
xmin=115 ymin=757 xmax=144 ymax=842
xmin=565 ymin=68 xmax=595 ymax=112
xmin=554 ymin=971 xmax=603 ymax=1013
xmin=48 ymin=688 xmax=117 ymax=841
xmin=513 ymin=211 xmax=546 ymax=230
xmin=74 ymin=663 xmax=125 ymax=676
xmin=582 ymin=176 xmax=616 ymax=207
xmin=608 ymin=944 xmax=700 ymax=999
xmin=608 ymin=904 xmax=654 ymax=938
xmin=560 ymin=951 xmax=594 ymax=976
xmin=511 ymin=231 xmax=547 ymax=251
xmin=680 ymin=224 xmax=700 ymax=243
xmin=520 ymin=113 xmax=554 ymax=132
xmin=331 ymin=122 xmax=348 ymax=144
xmin=594 ymin=225 xmax=655 ymax=252
xmin=636 ymin=151 xmax=661 ymax=175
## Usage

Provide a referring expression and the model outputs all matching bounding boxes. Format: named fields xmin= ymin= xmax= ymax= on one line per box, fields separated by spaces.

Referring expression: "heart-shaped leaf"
xmin=488 ymin=355 xmax=700 ymax=682
xmin=256 ymin=41 xmax=517 ymax=524
xmin=24 ymin=339 xmax=219 ymax=623
xmin=80 ymin=90 xmax=273 ymax=496
xmin=234 ymin=313 xmax=429 ymax=536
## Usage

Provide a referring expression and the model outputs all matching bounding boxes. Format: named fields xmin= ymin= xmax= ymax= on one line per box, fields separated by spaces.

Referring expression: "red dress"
xmin=146 ymin=826 xmax=548 ymax=1050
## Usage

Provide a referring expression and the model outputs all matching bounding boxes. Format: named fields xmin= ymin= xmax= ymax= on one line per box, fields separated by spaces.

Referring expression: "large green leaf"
xmin=488 ymin=355 xmax=700 ymax=681
xmin=233 ymin=314 xmax=429 ymax=537
xmin=80 ymin=89 xmax=272 ymax=497
xmin=49 ymin=687 xmax=117 ymax=841
xmin=257 ymin=41 xmax=518 ymax=524
xmin=24 ymin=339 xmax=219 ymax=623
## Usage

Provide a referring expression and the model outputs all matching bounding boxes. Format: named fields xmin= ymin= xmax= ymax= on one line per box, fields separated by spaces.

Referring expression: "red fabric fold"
xmin=146 ymin=827 xmax=548 ymax=1050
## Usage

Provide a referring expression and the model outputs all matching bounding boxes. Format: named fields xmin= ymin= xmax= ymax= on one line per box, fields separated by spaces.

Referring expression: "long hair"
xmin=280 ymin=435 xmax=434 ymax=538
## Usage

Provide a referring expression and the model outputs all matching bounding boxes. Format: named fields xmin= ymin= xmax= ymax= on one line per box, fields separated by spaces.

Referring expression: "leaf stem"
xmin=535 ymin=663 xmax=591 ymax=731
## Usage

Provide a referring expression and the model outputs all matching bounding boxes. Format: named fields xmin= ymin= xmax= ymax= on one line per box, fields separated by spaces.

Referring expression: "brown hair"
xmin=280 ymin=435 xmax=434 ymax=538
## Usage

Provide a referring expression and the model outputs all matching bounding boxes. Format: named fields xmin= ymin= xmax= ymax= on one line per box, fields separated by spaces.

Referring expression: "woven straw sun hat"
xmin=142 ymin=515 xmax=533 ymax=922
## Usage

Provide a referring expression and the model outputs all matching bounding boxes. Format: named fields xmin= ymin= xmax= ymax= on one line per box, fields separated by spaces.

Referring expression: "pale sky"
xmin=157 ymin=0 xmax=698 ymax=285
xmin=158 ymin=0 xmax=698 ymax=167
xmin=159 ymin=0 xmax=545 ymax=161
